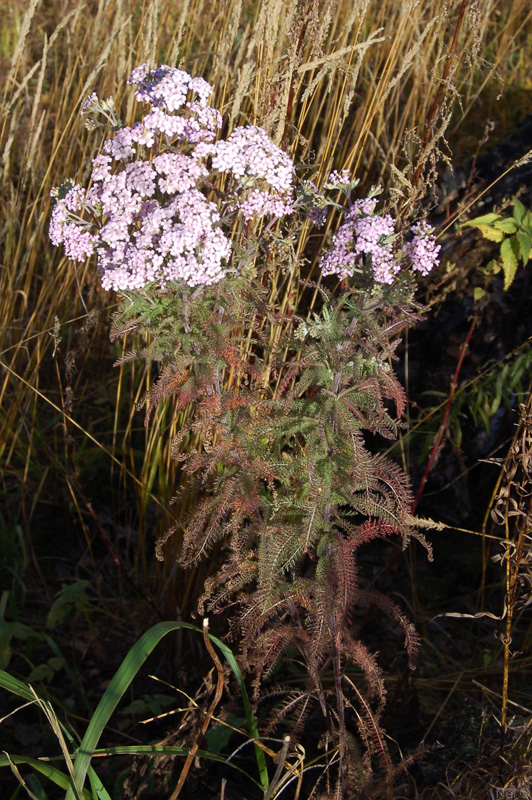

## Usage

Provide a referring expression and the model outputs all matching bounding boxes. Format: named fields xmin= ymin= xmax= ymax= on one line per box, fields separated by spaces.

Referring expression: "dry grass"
xmin=0 ymin=0 xmax=529 ymax=596
xmin=0 ymin=0 xmax=530 ymax=579
xmin=1 ymin=6 xmax=532 ymax=791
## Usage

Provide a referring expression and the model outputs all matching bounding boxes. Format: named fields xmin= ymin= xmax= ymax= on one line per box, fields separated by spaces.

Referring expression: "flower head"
xmin=404 ymin=221 xmax=440 ymax=276
xmin=320 ymin=195 xmax=399 ymax=284
xmin=50 ymin=66 xmax=297 ymax=291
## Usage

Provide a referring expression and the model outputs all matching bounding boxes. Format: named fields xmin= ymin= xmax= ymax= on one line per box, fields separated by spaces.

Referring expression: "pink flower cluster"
xmin=321 ymin=196 xmax=399 ymax=284
xmin=319 ymin=177 xmax=439 ymax=284
xmin=100 ymin=64 xmax=222 ymax=162
xmin=403 ymin=221 xmax=441 ymax=276
xmin=326 ymin=169 xmax=352 ymax=188
xmin=49 ymin=66 xmax=296 ymax=291
xmin=195 ymin=126 xmax=295 ymax=221
xmin=49 ymin=185 xmax=98 ymax=262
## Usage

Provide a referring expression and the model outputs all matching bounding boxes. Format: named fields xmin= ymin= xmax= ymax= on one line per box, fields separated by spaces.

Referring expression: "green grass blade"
xmin=90 ymin=745 xmax=262 ymax=788
xmin=0 ymin=754 xmax=91 ymax=799
xmin=0 ymin=669 xmax=39 ymax=703
xmin=66 ymin=621 xmax=268 ymax=800
xmin=205 ymin=629 xmax=269 ymax=790
xmin=86 ymin=766 xmax=112 ymax=800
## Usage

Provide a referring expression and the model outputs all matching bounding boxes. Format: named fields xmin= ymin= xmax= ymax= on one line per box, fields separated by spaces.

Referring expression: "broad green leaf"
xmin=473 ymin=224 xmax=504 ymax=242
xmin=28 ymin=663 xmax=54 ymax=683
xmin=500 ymin=237 xmax=518 ymax=290
xmin=516 ymin=230 xmax=531 ymax=264
xmin=120 ymin=693 xmax=174 ymax=716
xmin=205 ymin=713 xmax=247 ymax=753
xmin=493 ymin=218 xmax=518 ymax=234
xmin=462 ymin=212 xmax=501 ymax=227
xmin=512 ymin=197 xmax=527 ymax=225
xmin=47 ymin=581 xmax=90 ymax=629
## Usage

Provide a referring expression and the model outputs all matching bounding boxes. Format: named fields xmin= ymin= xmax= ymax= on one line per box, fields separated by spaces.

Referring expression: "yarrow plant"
xmin=50 ymin=65 xmax=441 ymax=796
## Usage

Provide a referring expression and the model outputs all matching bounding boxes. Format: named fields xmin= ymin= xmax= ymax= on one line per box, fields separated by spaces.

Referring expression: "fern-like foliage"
xmin=111 ymin=253 xmax=433 ymax=793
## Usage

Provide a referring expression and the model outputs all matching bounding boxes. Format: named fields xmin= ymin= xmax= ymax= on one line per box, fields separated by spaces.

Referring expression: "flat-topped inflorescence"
xmin=49 ymin=65 xmax=296 ymax=291
xmin=50 ymin=68 xmax=439 ymax=294
xmin=317 ymin=176 xmax=440 ymax=284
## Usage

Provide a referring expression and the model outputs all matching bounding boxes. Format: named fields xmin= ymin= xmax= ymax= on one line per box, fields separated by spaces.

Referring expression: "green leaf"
xmin=90 ymin=745 xmax=260 ymax=787
xmin=516 ymin=230 xmax=531 ymax=264
xmin=86 ymin=766 xmax=112 ymax=800
xmin=64 ymin=621 xmax=269 ymax=800
xmin=120 ymin=693 xmax=174 ymax=716
xmin=47 ymin=656 xmax=66 ymax=672
xmin=47 ymin=581 xmax=90 ymax=629
xmin=493 ymin=218 xmax=518 ymax=234
xmin=509 ymin=366 xmax=524 ymax=391
xmin=462 ymin=212 xmax=501 ymax=227
xmin=512 ymin=197 xmax=527 ymax=225
xmin=0 ymin=753 xmax=92 ymax=799
xmin=485 ymin=259 xmax=501 ymax=275
xmin=473 ymin=224 xmax=504 ymax=243
xmin=118 ymin=697 xmax=151 ymax=715
xmin=478 ymin=405 xmax=490 ymax=432
xmin=522 ymin=211 xmax=532 ymax=231
xmin=205 ymin=714 xmax=247 ymax=753
xmin=500 ymin=237 xmax=519 ymax=290
xmin=24 ymin=773 xmax=48 ymax=800
xmin=0 ymin=621 xmax=268 ymax=798
xmin=0 ymin=669 xmax=41 ymax=703
xmin=452 ymin=418 xmax=463 ymax=448
xmin=28 ymin=663 xmax=55 ymax=683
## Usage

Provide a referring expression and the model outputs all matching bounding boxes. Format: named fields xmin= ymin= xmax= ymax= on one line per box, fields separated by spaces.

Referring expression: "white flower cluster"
xmin=49 ymin=66 xmax=296 ymax=291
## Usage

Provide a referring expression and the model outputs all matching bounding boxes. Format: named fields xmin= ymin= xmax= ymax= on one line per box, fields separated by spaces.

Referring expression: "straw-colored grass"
xmin=1 ymin=2 xmax=532 ymax=797
xmin=1 ymin=0 xmax=531 ymax=654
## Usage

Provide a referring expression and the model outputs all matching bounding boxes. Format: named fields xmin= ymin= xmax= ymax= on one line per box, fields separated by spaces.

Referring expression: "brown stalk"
xmin=168 ymin=618 xmax=225 ymax=800
xmin=281 ymin=0 xmax=315 ymax=150
xmin=489 ymin=388 xmax=532 ymax=744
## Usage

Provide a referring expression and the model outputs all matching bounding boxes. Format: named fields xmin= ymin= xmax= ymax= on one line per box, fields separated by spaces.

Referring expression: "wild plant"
xmin=461 ymin=197 xmax=532 ymax=293
xmin=0 ymin=620 xmax=270 ymax=799
xmin=48 ymin=64 xmax=441 ymax=795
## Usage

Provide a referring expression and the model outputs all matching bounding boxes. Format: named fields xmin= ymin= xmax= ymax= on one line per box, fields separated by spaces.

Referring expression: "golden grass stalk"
xmin=0 ymin=0 xmax=530 ymax=620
